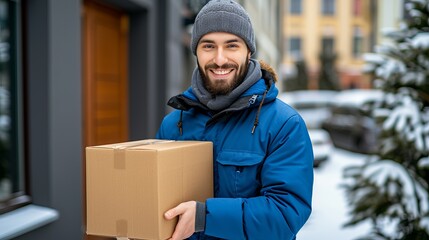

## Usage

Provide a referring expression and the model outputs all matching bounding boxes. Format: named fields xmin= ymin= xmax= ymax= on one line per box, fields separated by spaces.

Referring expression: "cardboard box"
xmin=86 ymin=140 xmax=213 ymax=240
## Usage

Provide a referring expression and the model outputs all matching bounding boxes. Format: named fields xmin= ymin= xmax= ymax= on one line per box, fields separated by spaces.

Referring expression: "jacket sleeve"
xmin=204 ymin=115 xmax=314 ymax=240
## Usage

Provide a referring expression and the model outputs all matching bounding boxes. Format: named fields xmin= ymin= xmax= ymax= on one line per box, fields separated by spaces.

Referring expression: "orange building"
xmin=282 ymin=0 xmax=376 ymax=90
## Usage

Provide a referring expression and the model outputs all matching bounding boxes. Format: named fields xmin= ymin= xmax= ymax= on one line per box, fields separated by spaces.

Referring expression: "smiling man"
xmin=198 ymin=32 xmax=250 ymax=95
xmin=156 ymin=0 xmax=314 ymax=239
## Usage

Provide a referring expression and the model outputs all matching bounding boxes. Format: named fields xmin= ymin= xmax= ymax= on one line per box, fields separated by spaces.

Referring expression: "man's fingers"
xmin=164 ymin=201 xmax=197 ymax=239
xmin=164 ymin=208 xmax=177 ymax=220
xmin=164 ymin=203 xmax=184 ymax=220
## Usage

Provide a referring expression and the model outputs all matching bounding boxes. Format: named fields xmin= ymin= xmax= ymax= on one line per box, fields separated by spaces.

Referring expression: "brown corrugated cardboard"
xmin=86 ymin=140 xmax=213 ymax=240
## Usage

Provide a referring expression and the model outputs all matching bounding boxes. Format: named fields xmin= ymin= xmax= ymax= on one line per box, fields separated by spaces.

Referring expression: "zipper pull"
xmin=249 ymin=95 xmax=258 ymax=105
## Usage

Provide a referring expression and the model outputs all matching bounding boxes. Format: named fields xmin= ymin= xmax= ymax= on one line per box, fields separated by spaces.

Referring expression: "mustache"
xmin=205 ymin=63 xmax=238 ymax=70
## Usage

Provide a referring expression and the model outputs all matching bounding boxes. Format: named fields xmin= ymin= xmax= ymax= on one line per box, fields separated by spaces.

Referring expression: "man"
xmin=156 ymin=0 xmax=314 ymax=239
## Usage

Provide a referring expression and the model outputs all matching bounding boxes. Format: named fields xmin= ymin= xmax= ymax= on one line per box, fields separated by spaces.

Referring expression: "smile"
xmin=211 ymin=69 xmax=233 ymax=75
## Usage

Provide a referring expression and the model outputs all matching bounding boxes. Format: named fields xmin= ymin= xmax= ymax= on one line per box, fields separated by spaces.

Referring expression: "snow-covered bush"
xmin=343 ymin=1 xmax=429 ymax=239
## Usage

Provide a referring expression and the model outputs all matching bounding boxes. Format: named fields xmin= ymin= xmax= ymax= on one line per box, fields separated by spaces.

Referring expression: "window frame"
xmin=288 ymin=36 xmax=302 ymax=60
xmin=352 ymin=0 xmax=362 ymax=17
xmin=321 ymin=0 xmax=335 ymax=16
xmin=289 ymin=0 xmax=302 ymax=15
xmin=321 ymin=36 xmax=335 ymax=54
xmin=352 ymin=26 xmax=364 ymax=58
xmin=0 ymin=0 xmax=31 ymax=215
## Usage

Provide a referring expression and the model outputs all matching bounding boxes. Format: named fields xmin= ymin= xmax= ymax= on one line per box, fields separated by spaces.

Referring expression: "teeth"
xmin=213 ymin=69 xmax=230 ymax=75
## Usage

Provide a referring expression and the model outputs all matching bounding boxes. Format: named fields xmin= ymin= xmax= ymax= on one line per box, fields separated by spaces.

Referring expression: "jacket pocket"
xmin=216 ymin=151 xmax=265 ymax=198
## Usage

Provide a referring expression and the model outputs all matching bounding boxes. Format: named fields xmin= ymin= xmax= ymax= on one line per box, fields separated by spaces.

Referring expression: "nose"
xmin=213 ymin=48 xmax=228 ymax=66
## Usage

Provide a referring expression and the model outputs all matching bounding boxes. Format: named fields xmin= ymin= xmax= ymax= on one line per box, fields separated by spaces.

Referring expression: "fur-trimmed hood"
xmin=259 ymin=60 xmax=278 ymax=83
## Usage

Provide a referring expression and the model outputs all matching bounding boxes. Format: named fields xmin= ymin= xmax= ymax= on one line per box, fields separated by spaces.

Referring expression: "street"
xmin=297 ymin=148 xmax=372 ymax=240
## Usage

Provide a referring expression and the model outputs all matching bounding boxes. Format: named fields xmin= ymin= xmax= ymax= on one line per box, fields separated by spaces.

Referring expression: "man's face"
xmin=196 ymin=32 xmax=251 ymax=95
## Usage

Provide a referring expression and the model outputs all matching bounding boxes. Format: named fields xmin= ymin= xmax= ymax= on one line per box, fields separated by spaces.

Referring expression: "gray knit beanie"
xmin=191 ymin=0 xmax=256 ymax=56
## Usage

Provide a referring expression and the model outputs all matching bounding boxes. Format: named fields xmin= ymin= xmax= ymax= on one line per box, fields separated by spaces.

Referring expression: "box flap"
xmin=128 ymin=141 xmax=209 ymax=151
xmin=86 ymin=139 xmax=171 ymax=150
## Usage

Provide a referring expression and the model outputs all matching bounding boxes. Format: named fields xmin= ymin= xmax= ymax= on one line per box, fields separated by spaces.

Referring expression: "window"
xmin=289 ymin=0 xmax=302 ymax=15
xmin=352 ymin=26 xmax=364 ymax=58
xmin=352 ymin=0 xmax=362 ymax=16
xmin=321 ymin=0 xmax=335 ymax=15
xmin=321 ymin=37 xmax=335 ymax=54
xmin=0 ymin=0 xmax=29 ymax=214
xmin=288 ymin=37 xmax=302 ymax=60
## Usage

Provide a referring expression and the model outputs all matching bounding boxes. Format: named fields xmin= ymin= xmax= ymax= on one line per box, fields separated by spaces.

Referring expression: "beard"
xmin=198 ymin=56 xmax=250 ymax=96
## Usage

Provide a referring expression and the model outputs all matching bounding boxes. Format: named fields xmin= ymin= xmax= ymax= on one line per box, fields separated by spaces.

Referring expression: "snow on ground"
xmin=297 ymin=148 xmax=372 ymax=240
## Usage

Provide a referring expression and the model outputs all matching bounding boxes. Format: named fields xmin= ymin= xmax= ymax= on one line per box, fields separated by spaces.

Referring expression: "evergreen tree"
xmin=342 ymin=1 xmax=429 ymax=239
xmin=284 ymin=59 xmax=309 ymax=91
xmin=318 ymin=50 xmax=340 ymax=90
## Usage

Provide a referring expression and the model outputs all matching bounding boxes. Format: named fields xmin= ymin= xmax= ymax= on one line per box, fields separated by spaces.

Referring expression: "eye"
xmin=201 ymin=43 xmax=215 ymax=49
xmin=227 ymin=43 xmax=239 ymax=48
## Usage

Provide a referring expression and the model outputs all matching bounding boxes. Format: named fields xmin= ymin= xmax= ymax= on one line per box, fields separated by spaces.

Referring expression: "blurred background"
xmin=1 ymin=0 xmax=428 ymax=239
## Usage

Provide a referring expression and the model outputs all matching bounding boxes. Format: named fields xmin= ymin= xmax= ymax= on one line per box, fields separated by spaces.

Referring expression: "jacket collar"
xmin=168 ymin=61 xmax=279 ymax=112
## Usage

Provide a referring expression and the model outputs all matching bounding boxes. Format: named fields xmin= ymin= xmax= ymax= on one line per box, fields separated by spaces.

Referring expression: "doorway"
xmin=82 ymin=1 xmax=129 ymax=239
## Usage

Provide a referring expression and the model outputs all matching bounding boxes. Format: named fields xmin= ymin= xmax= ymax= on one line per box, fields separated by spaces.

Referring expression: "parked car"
xmin=278 ymin=90 xmax=338 ymax=129
xmin=278 ymin=90 xmax=338 ymax=166
xmin=322 ymin=89 xmax=383 ymax=154
xmin=308 ymin=129 xmax=333 ymax=168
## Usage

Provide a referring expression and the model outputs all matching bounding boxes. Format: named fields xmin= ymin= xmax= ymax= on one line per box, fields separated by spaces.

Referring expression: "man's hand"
xmin=164 ymin=201 xmax=197 ymax=240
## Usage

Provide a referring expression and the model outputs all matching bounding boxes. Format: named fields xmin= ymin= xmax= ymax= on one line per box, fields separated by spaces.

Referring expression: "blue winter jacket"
xmin=156 ymin=65 xmax=314 ymax=240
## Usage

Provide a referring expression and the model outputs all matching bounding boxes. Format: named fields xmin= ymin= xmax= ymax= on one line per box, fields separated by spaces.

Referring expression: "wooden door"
xmin=82 ymin=1 xmax=129 ymax=239
xmin=83 ymin=0 xmax=129 ymax=147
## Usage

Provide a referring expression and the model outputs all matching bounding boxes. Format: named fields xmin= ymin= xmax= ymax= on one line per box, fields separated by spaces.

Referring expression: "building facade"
xmin=282 ymin=0 xmax=375 ymax=90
